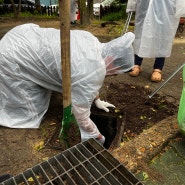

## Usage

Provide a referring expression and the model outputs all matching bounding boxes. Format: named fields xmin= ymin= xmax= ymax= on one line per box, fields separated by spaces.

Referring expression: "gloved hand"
xmin=94 ymin=98 xmax=115 ymax=112
xmin=96 ymin=134 xmax=105 ymax=146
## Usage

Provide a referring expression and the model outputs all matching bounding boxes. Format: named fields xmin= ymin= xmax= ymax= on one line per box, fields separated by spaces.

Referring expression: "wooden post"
xmin=58 ymin=0 xmax=72 ymax=146
xmin=59 ymin=0 xmax=71 ymax=111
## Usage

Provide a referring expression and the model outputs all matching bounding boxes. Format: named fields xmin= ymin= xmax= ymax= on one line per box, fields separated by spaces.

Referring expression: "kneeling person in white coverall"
xmin=0 ymin=24 xmax=135 ymax=145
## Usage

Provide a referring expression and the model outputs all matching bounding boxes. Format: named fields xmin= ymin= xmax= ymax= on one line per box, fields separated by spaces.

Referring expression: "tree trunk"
xmin=18 ymin=0 xmax=21 ymax=17
xmin=87 ymin=0 xmax=93 ymax=20
xmin=10 ymin=0 xmax=18 ymax=18
xmin=35 ymin=0 xmax=41 ymax=14
xmin=78 ymin=0 xmax=89 ymax=26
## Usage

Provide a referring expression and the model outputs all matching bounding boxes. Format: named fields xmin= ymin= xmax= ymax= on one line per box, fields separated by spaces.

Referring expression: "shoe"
xmin=151 ymin=69 xmax=162 ymax=82
xmin=129 ymin=65 xmax=142 ymax=77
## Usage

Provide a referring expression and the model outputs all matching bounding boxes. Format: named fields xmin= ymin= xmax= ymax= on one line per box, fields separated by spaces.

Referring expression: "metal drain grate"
xmin=1 ymin=139 xmax=144 ymax=185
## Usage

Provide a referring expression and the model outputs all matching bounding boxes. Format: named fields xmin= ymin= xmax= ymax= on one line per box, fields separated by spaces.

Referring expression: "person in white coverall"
xmin=126 ymin=0 xmax=185 ymax=82
xmin=0 ymin=23 xmax=135 ymax=145
xmin=70 ymin=0 xmax=78 ymax=24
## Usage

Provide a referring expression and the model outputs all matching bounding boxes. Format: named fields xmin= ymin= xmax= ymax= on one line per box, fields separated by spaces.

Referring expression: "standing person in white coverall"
xmin=70 ymin=0 xmax=78 ymax=24
xmin=0 ymin=23 xmax=135 ymax=145
xmin=127 ymin=0 xmax=185 ymax=82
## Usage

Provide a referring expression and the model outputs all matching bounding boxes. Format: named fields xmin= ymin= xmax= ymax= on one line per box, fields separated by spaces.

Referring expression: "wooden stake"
xmin=59 ymin=0 xmax=71 ymax=111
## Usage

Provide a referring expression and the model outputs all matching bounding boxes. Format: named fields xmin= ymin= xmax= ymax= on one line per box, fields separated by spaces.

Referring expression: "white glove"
xmin=94 ymin=98 xmax=115 ymax=112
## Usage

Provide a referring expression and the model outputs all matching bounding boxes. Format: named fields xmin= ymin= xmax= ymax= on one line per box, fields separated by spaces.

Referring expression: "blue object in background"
xmin=40 ymin=0 xmax=58 ymax=6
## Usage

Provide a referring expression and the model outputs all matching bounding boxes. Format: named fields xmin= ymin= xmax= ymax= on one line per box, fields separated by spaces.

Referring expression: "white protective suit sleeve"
xmin=126 ymin=0 xmax=137 ymax=13
xmin=70 ymin=31 xmax=135 ymax=142
xmin=72 ymin=104 xmax=102 ymax=141
xmin=70 ymin=30 xmax=106 ymax=142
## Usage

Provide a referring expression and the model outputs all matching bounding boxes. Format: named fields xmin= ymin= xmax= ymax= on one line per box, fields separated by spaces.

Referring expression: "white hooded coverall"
xmin=0 ymin=23 xmax=135 ymax=142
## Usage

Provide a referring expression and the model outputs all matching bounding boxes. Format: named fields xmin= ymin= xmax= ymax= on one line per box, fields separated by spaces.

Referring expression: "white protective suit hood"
xmin=101 ymin=32 xmax=135 ymax=75
xmin=0 ymin=23 xmax=135 ymax=129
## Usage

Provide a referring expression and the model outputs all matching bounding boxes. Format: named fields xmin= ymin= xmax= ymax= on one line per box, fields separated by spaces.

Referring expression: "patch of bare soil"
xmin=101 ymin=80 xmax=177 ymax=139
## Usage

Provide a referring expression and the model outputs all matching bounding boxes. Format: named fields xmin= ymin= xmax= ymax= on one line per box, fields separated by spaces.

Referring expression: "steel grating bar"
xmin=97 ymin=177 xmax=112 ymax=185
xmin=101 ymin=150 xmax=120 ymax=166
xmin=2 ymin=177 xmax=16 ymax=185
xmin=70 ymin=146 xmax=86 ymax=162
xmin=48 ymin=156 xmax=65 ymax=175
xmin=14 ymin=174 xmax=29 ymax=185
xmin=89 ymin=157 xmax=108 ymax=175
xmin=55 ymin=152 xmax=72 ymax=171
xmin=82 ymin=160 xmax=101 ymax=179
xmin=117 ymin=165 xmax=141 ymax=184
xmin=0 ymin=139 xmax=144 ymax=185
xmin=63 ymin=149 xmax=81 ymax=167
xmin=76 ymin=164 xmax=96 ymax=184
xmin=75 ymin=142 xmax=93 ymax=158
xmin=105 ymin=173 xmax=123 ymax=185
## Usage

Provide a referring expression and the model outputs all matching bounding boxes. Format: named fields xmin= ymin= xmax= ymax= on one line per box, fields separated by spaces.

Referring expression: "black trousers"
xmin=135 ymin=55 xmax=165 ymax=71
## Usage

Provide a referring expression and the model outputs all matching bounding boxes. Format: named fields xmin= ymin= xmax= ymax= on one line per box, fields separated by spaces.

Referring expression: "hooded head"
xmin=101 ymin=32 xmax=135 ymax=75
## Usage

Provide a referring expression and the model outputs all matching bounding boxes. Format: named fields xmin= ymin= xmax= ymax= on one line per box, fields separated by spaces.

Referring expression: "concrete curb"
xmin=110 ymin=114 xmax=179 ymax=172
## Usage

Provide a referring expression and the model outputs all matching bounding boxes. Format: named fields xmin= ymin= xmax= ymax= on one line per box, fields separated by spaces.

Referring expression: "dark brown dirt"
xmin=100 ymin=80 xmax=177 ymax=140
xmin=0 ymin=17 xmax=183 ymax=178
xmin=44 ymin=81 xmax=177 ymax=151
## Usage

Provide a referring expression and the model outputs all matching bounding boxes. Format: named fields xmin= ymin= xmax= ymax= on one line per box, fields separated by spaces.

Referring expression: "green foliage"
xmin=101 ymin=11 xmax=125 ymax=21
xmin=0 ymin=13 xmax=14 ymax=17
xmin=101 ymin=5 xmax=127 ymax=21
xmin=0 ymin=0 xmax=4 ymax=4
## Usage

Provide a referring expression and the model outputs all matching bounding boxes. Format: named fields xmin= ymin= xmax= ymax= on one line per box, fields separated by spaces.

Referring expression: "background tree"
xmin=78 ymin=0 xmax=88 ymax=25
xmin=78 ymin=0 xmax=94 ymax=26
xmin=35 ymin=0 xmax=42 ymax=14
xmin=10 ymin=0 xmax=21 ymax=18
xmin=86 ymin=0 xmax=93 ymax=20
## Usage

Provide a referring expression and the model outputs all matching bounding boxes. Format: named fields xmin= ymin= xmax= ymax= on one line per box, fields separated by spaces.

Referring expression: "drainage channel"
xmin=90 ymin=105 xmax=125 ymax=150
xmin=0 ymin=139 xmax=144 ymax=185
